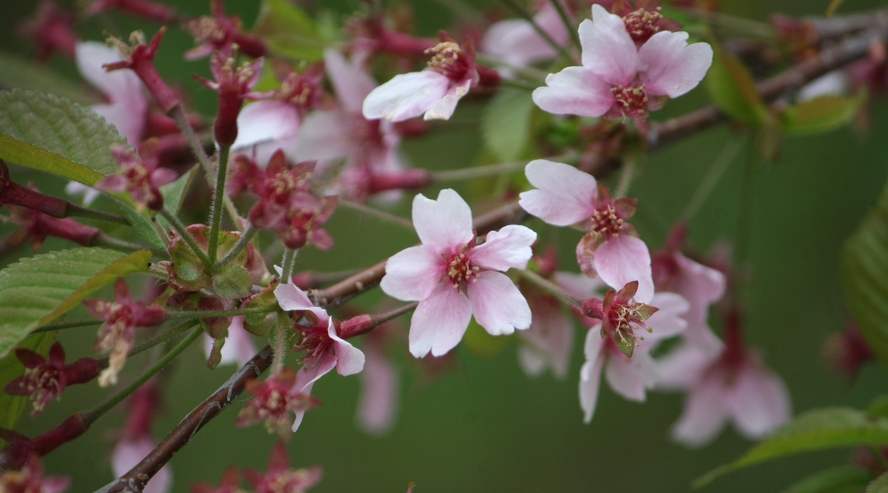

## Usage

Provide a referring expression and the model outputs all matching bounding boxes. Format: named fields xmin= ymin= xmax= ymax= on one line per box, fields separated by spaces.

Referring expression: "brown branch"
xmin=94 ymin=17 xmax=888 ymax=493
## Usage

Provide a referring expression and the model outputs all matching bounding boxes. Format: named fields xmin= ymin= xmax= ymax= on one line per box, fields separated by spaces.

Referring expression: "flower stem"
xmin=681 ymin=135 xmax=747 ymax=220
xmin=516 ymin=269 xmax=582 ymax=308
xmin=207 ymin=144 xmax=231 ymax=266
xmin=159 ymin=208 xmax=211 ymax=268
xmin=83 ymin=325 xmax=201 ymax=425
xmin=64 ymin=203 xmax=129 ymax=225
xmin=614 ymin=154 xmax=637 ymax=199
xmin=32 ymin=319 xmax=102 ymax=334
xmin=339 ymin=199 xmax=413 ymax=229
xmin=550 ymin=0 xmax=580 ymax=49
xmin=281 ymin=248 xmax=298 ymax=281
xmin=732 ymin=140 xmax=758 ymax=296
xmin=165 ymin=306 xmax=276 ymax=320
xmin=475 ymin=53 xmax=550 ymax=83
xmin=128 ymin=320 xmax=199 ymax=358
xmin=93 ymin=233 xmax=161 ymax=255
xmin=213 ymin=223 xmax=257 ymax=272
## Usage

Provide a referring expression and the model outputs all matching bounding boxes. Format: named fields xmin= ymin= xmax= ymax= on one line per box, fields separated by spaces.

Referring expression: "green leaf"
xmin=482 ymin=87 xmax=535 ymax=162
xmin=0 ymin=52 xmax=94 ymax=106
xmin=868 ymin=396 xmax=888 ymax=419
xmin=868 ymin=472 xmax=888 ymax=493
xmin=0 ymin=332 xmax=55 ymax=443
xmin=154 ymin=165 xmax=197 ymax=234
xmin=781 ymin=466 xmax=872 ymax=493
xmin=253 ymin=0 xmax=326 ymax=61
xmin=0 ymin=248 xmax=152 ymax=359
xmin=705 ymin=42 xmax=768 ymax=126
xmin=826 ymin=0 xmax=846 ymax=17
xmin=843 ymin=184 xmax=888 ymax=366
xmin=0 ymin=89 xmax=127 ymax=180
xmin=781 ymin=95 xmax=863 ymax=136
xmin=695 ymin=408 xmax=888 ymax=487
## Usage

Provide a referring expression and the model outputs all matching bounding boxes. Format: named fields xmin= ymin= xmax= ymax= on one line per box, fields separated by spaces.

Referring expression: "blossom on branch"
xmin=243 ymin=442 xmax=322 ymax=493
xmin=4 ymin=342 xmax=100 ymax=417
xmin=380 ymin=189 xmax=536 ymax=357
xmin=237 ymin=367 xmax=319 ymax=438
xmin=95 ymin=142 xmax=177 ymax=212
xmin=0 ymin=454 xmax=69 ymax=493
xmin=519 ymin=159 xmax=653 ymax=302
xmin=532 ymin=4 xmax=712 ymax=121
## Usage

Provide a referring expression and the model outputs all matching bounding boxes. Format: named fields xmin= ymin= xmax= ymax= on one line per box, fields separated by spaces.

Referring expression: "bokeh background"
xmin=1 ymin=0 xmax=888 ymax=492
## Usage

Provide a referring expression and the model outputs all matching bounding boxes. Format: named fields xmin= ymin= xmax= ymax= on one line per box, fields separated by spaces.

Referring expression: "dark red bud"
xmin=368 ymin=169 xmax=431 ymax=193
xmin=581 ymin=298 xmax=605 ymax=320
xmin=476 ymin=65 xmax=501 ymax=88
xmin=338 ymin=315 xmax=374 ymax=339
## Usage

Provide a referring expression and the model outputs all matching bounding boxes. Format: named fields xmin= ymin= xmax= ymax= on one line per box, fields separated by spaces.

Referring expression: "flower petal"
xmin=412 ymin=189 xmax=474 ymax=252
xmin=274 ymin=282 xmax=315 ymax=311
xmin=327 ymin=319 xmax=365 ymax=376
xmin=380 ymin=245 xmax=444 ymax=302
xmin=424 ymin=79 xmax=472 ymax=120
xmin=92 ymin=102 xmax=145 ymax=147
xmin=291 ymin=110 xmax=354 ymax=162
xmin=605 ymin=349 xmax=657 ymax=401
xmin=471 ymin=225 xmax=536 ymax=271
xmin=727 ymin=362 xmax=791 ymax=439
xmin=362 ymin=71 xmax=450 ymax=122
xmin=671 ymin=375 xmax=729 ymax=447
xmin=520 ymin=160 xmax=599 ymax=226
xmin=580 ymin=328 xmax=606 ymax=423
xmin=656 ymin=342 xmax=716 ymax=390
xmin=532 ymin=67 xmax=615 ymax=118
xmin=580 ymin=6 xmax=638 ymax=86
xmin=325 ymin=48 xmax=378 ymax=113
xmin=232 ymin=100 xmax=300 ymax=150
xmin=593 ymin=235 xmax=654 ymax=303
xmin=638 ymin=31 xmax=713 ymax=98
xmin=408 ymin=282 xmax=473 ymax=357
xmin=642 ymin=292 xmax=689 ymax=344
xmin=554 ymin=271 xmax=606 ymax=299
xmin=468 ymin=271 xmax=532 ymax=336
xmin=356 ymin=343 xmax=399 ymax=434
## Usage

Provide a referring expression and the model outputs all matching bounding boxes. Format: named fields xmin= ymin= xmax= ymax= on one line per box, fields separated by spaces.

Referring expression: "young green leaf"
xmin=695 ymin=408 xmax=888 ymax=487
xmin=0 ymin=248 xmax=152 ymax=359
xmin=780 ymin=466 xmax=872 ymax=493
xmin=482 ymin=87 xmax=535 ymax=162
xmin=705 ymin=42 xmax=768 ymax=126
xmin=253 ymin=0 xmax=326 ymax=61
xmin=781 ymin=95 xmax=864 ymax=136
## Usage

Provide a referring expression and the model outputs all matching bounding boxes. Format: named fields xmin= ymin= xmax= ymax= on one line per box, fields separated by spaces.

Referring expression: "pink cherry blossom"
xmin=532 ymin=4 xmax=712 ymax=120
xmin=519 ymin=159 xmax=653 ymax=302
xmin=380 ymin=189 xmax=536 ymax=357
xmin=579 ymin=289 xmax=688 ymax=423
xmin=0 ymin=455 xmax=69 ymax=493
xmin=363 ymin=36 xmax=498 ymax=122
xmin=657 ymin=342 xmax=791 ymax=446
xmin=356 ymin=333 xmax=399 ymax=434
xmin=274 ymin=280 xmax=365 ymax=431
xmin=237 ymin=367 xmax=319 ymax=438
xmin=481 ymin=1 xmax=570 ymax=70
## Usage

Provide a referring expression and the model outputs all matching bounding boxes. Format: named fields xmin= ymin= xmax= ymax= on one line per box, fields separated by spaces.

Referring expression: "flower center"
xmin=295 ymin=318 xmax=333 ymax=360
xmin=426 ymin=41 xmax=469 ymax=81
xmin=623 ymin=8 xmax=662 ymax=44
xmin=590 ymin=204 xmax=625 ymax=239
xmin=610 ymin=84 xmax=649 ymax=118
xmin=446 ymin=250 xmax=480 ymax=291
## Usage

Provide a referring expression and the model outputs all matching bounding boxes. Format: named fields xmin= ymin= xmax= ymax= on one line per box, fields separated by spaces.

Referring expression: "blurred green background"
xmin=2 ymin=0 xmax=888 ymax=492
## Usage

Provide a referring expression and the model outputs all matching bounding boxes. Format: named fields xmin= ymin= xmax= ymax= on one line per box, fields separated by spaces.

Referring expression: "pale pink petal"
xmin=656 ymin=342 xmax=716 ymax=390
xmin=798 ymin=71 xmax=849 ymax=101
xmin=468 ymin=271 xmax=532 ymax=336
xmin=76 ymin=42 xmax=145 ymax=105
xmin=519 ymin=301 xmax=574 ymax=378
xmin=580 ymin=328 xmax=606 ymax=423
xmin=380 ymin=245 xmax=445 ymax=301
xmin=554 ymin=271 xmax=606 ymax=299
xmin=207 ymin=316 xmax=256 ymax=367
xmin=605 ymin=349 xmax=658 ymax=401
xmin=356 ymin=344 xmax=399 ymax=434
xmin=412 ymin=189 xmax=474 ymax=252
xmin=274 ymin=282 xmax=315 ymax=311
xmin=518 ymin=346 xmax=548 ymax=376
xmin=232 ymin=100 xmax=300 ymax=150
xmin=291 ymin=110 xmax=354 ymax=162
xmin=638 ymin=31 xmax=713 ymax=98
xmin=471 ymin=225 xmax=536 ymax=271
xmin=672 ymin=253 xmax=726 ymax=355
xmin=362 ymin=71 xmax=450 ymax=122
xmin=727 ymin=362 xmax=791 ymax=438
xmin=408 ymin=282 xmax=473 ymax=357
xmin=325 ymin=49 xmax=378 ymax=112
xmin=671 ymin=375 xmax=729 ymax=447
xmin=424 ymin=79 xmax=472 ymax=120
xmin=92 ymin=102 xmax=145 ymax=146
xmin=520 ymin=160 xmax=598 ymax=226
xmin=532 ymin=67 xmax=615 ymax=118
xmin=66 ymin=181 xmax=101 ymax=206
xmin=580 ymin=6 xmax=638 ymax=86
xmin=327 ymin=318 xmax=365 ymax=376
xmin=593 ymin=235 xmax=654 ymax=303
xmin=112 ymin=436 xmax=172 ymax=493
xmin=641 ymin=292 xmax=689 ymax=345
xmin=290 ymin=380 xmax=315 ymax=432
xmin=481 ymin=2 xmax=567 ymax=67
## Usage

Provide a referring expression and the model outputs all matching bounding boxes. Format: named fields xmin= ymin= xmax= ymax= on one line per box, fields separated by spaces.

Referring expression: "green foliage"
xmin=781 ymin=95 xmax=864 ymax=136
xmin=253 ymin=0 xmax=326 ymax=61
xmin=482 ymin=87 xmax=535 ymax=162
xmin=867 ymin=472 xmax=888 ymax=493
xmin=0 ymin=332 xmax=55 ymax=444
xmin=705 ymin=42 xmax=768 ymax=126
xmin=169 ymin=228 xmax=252 ymax=299
xmin=0 ymin=52 xmax=93 ymax=105
xmin=780 ymin=466 xmax=872 ymax=493
xmin=0 ymin=89 xmax=127 ymax=180
xmin=0 ymin=248 xmax=152 ymax=360
xmin=696 ymin=408 xmax=888 ymax=487
xmin=843 ymin=179 xmax=888 ymax=366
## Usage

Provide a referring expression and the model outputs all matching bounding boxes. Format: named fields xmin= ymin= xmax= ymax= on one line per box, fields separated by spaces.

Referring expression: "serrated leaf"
xmin=843 ymin=188 xmax=888 ymax=366
xmin=781 ymin=95 xmax=863 ymax=136
xmin=0 ymin=89 xmax=127 ymax=180
xmin=0 ymin=52 xmax=93 ymax=106
xmin=705 ymin=42 xmax=768 ymax=126
xmin=695 ymin=408 xmax=888 ymax=487
xmin=482 ymin=87 xmax=534 ymax=162
xmin=868 ymin=472 xmax=888 ymax=493
xmin=253 ymin=0 xmax=325 ymax=61
xmin=781 ymin=466 xmax=872 ymax=493
xmin=0 ymin=248 xmax=152 ymax=359
xmin=0 ymin=332 xmax=55 ymax=444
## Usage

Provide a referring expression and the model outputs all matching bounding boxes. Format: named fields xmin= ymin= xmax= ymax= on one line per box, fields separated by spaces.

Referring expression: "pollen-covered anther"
xmin=590 ymin=204 xmax=625 ymax=238
xmin=426 ymin=41 xmax=468 ymax=79
xmin=611 ymin=84 xmax=649 ymax=117
xmin=624 ymin=8 xmax=662 ymax=40
xmin=447 ymin=252 xmax=480 ymax=289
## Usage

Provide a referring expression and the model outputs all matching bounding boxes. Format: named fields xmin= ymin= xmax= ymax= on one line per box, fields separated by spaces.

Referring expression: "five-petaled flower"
xmin=0 ymin=454 xmax=69 ymax=493
xmin=194 ymin=51 xmax=267 ymax=147
xmin=237 ymin=367 xmax=320 ymax=438
xmin=95 ymin=142 xmax=177 ymax=212
xmin=380 ymin=189 xmax=537 ymax=357
xmin=4 ymin=342 xmax=100 ymax=417
xmin=519 ymin=159 xmax=654 ymax=302
xmin=274 ymin=279 xmax=365 ymax=431
xmin=532 ymin=4 xmax=712 ymax=120
xmin=243 ymin=442 xmax=322 ymax=493
xmin=84 ymin=278 xmax=165 ymax=387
